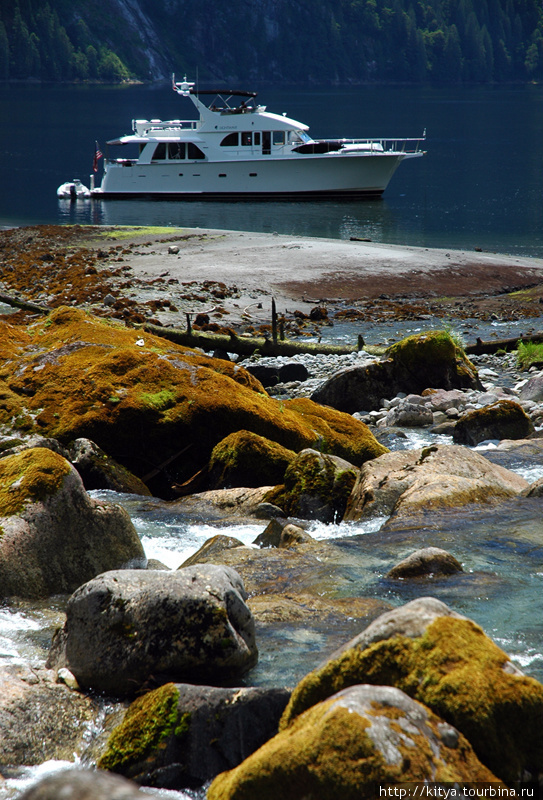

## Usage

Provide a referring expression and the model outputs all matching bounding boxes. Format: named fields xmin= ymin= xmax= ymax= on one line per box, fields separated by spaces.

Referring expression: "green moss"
xmin=280 ymin=617 xmax=543 ymax=785
xmin=95 ymin=226 xmax=187 ymax=240
xmin=98 ymin=683 xmax=180 ymax=775
xmin=174 ymin=711 xmax=192 ymax=738
xmin=139 ymin=389 xmax=177 ymax=410
xmin=386 ymin=329 xmax=458 ymax=364
xmin=265 ymin=450 xmax=357 ymax=521
xmin=0 ymin=447 xmax=72 ymax=516
xmin=209 ymin=430 xmax=296 ymax=488
xmin=208 ymin=686 xmax=498 ymax=800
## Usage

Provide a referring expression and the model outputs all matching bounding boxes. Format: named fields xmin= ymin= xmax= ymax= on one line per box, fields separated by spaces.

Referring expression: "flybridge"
xmin=173 ymin=75 xmax=261 ymax=114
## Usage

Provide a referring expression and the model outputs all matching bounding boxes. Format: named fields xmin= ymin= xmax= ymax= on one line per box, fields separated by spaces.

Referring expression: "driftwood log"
xmin=143 ymin=322 xmax=369 ymax=357
xmin=0 ymin=292 xmax=48 ymax=315
xmin=464 ymin=331 xmax=543 ymax=355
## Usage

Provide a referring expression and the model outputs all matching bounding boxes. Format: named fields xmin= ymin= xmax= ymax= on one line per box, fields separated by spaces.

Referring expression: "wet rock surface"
xmin=47 ymin=566 xmax=258 ymax=696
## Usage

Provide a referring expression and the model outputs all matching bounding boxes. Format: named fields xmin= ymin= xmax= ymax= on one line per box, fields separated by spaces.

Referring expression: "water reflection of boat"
xmin=90 ymin=77 xmax=426 ymax=199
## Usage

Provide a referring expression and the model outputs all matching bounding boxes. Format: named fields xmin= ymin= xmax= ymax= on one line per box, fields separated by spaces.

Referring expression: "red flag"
xmin=93 ymin=141 xmax=103 ymax=173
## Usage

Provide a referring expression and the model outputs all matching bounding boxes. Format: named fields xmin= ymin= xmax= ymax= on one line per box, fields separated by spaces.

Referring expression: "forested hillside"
xmin=1 ymin=0 xmax=542 ymax=84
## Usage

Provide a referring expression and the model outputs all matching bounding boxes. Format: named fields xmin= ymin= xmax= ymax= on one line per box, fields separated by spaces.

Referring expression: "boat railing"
xmin=132 ymin=119 xmax=199 ymax=135
xmin=338 ymin=136 xmax=426 ymax=153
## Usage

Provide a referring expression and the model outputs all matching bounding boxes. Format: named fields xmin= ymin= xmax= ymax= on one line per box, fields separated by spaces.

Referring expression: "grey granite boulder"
xmin=344 ymin=443 xmax=528 ymax=524
xmin=47 ymin=565 xmax=257 ymax=696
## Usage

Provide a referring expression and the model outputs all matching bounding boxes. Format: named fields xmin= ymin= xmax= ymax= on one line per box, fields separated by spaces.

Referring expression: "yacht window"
xmin=168 ymin=142 xmax=185 ymax=159
xmin=187 ymin=143 xmax=205 ymax=159
xmin=254 ymin=132 xmax=261 ymax=145
xmin=152 ymin=143 xmax=167 ymax=160
xmin=220 ymin=132 xmax=239 ymax=146
xmin=299 ymin=132 xmax=312 ymax=143
xmin=241 ymin=132 xmax=252 ymax=146
xmin=288 ymin=131 xmax=304 ymax=144
xmin=273 ymin=131 xmax=285 ymax=145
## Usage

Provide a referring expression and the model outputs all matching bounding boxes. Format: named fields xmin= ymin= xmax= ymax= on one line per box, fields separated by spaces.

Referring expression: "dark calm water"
xmin=1 ymin=82 xmax=543 ymax=256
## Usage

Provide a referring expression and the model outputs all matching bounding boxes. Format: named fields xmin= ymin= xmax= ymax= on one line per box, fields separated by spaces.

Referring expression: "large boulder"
xmin=385 ymin=330 xmax=482 ymax=395
xmin=311 ymin=331 xmax=481 ymax=413
xmin=98 ymin=681 xmax=290 ymax=788
xmin=47 ymin=566 xmax=257 ymax=696
xmin=311 ymin=360 xmax=395 ymax=414
xmin=208 ymin=684 xmax=500 ymax=800
xmin=280 ymin=597 xmax=543 ymax=784
xmin=264 ymin=448 xmax=359 ymax=523
xmin=452 ymin=399 xmax=535 ymax=446
xmin=0 ymin=307 xmax=386 ymax=497
xmin=344 ymin=443 xmax=528 ymax=524
xmin=0 ymin=447 xmax=145 ymax=599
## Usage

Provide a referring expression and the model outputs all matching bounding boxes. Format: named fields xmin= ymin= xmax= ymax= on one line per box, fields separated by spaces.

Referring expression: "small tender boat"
xmin=56 ymin=179 xmax=91 ymax=199
xmin=90 ymin=77 xmax=425 ymax=199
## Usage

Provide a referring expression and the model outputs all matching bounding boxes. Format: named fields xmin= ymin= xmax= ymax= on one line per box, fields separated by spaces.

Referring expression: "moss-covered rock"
xmin=280 ymin=599 xmax=543 ymax=785
xmin=208 ymin=430 xmax=296 ymax=489
xmin=453 ymin=399 xmax=536 ymax=446
xmin=0 ymin=447 xmax=145 ymax=599
xmin=98 ymin=682 xmax=290 ymax=788
xmin=208 ymin=684 xmax=500 ymax=800
xmin=265 ymin=448 xmax=359 ymax=523
xmin=0 ymin=308 xmax=386 ymax=497
xmin=0 ymin=446 xmax=71 ymax=516
xmin=98 ymin=682 xmax=181 ymax=775
xmin=310 ymin=331 xmax=482 ymax=414
xmin=385 ymin=330 xmax=482 ymax=395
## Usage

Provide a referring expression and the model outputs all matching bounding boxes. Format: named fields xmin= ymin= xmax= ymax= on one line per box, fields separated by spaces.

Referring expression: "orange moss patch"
xmin=0 ymin=447 xmax=72 ymax=516
xmin=0 ymin=308 xmax=384 ymax=496
xmin=280 ymin=616 xmax=543 ymax=785
xmin=208 ymin=690 xmax=498 ymax=800
xmin=285 ymin=397 xmax=388 ymax=466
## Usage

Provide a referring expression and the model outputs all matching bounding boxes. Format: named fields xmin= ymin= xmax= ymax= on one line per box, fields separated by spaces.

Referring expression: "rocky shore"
xmin=1 ymin=225 xmax=543 ymax=799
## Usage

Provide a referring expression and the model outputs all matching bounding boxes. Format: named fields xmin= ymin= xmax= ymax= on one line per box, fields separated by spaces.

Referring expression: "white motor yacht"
xmin=90 ymin=77 xmax=425 ymax=199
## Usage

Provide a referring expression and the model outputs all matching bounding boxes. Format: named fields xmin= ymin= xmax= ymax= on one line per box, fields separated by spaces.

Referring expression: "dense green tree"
xmin=1 ymin=0 xmax=543 ymax=83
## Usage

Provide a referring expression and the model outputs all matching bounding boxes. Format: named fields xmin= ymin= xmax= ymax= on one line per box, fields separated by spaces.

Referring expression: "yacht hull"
xmin=96 ymin=151 xmax=413 ymax=199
